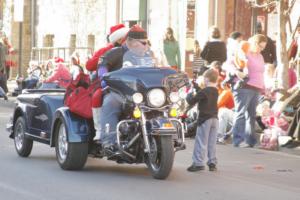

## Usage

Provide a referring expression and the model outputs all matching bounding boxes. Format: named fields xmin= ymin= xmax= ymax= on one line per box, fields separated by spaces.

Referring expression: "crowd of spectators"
xmin=191 ymin=24 xmax=300 ymax=150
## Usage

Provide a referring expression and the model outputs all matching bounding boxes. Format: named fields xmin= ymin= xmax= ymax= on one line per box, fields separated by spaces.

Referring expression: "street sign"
xmin=14 ymin=0 xmax=24 ymax=22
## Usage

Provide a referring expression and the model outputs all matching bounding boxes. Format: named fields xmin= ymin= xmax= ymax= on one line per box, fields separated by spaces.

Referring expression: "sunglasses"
xmin=137 ymin=40 xmax=148 ymax=46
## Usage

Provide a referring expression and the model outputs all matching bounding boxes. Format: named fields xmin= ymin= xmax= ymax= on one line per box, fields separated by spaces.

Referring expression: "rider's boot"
xmin=92 ymin=107 xmax=102 ymax=144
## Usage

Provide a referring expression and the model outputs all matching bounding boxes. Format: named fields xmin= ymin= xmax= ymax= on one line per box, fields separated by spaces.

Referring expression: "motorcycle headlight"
xmin=132 ymin=93 xmax=143 ymax=104
xmin=170 ymin=92 xmax=180 ymax=103
xmin=147 ymin=89 xmax=166 ymax=108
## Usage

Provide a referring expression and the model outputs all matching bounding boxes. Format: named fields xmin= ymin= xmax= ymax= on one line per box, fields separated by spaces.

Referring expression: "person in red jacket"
xmin=43 ymin=62 xmax=71 ymax=88
xmin=87 ymin=24 xmax=129 ymax=142
xmin=86 ymin=24 xmax=129 ymax=72
xmin=2 ymin=36 xmax=15 ymax=80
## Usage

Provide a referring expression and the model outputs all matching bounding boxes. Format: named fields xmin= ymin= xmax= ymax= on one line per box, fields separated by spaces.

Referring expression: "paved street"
xmin=0 ymin=104 xmax=300 ymax=200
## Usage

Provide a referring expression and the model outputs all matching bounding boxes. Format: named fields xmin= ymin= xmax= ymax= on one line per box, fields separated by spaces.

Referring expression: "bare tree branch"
xmin=285 ymin=0 xmax=296 ymax=15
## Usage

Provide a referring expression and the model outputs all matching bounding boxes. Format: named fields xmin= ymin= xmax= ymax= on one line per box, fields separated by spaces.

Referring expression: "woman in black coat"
xmin=201 ymin=26 xmax=227 ymax=65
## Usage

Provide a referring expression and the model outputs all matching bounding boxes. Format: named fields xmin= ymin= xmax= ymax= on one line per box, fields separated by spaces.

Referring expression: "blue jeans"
xmin=192 ymin=118 xmax=218 ymax=166
xmin=99 ymin=92 xmax=123 ymax=144
xmin=232 ymin=88 xmax=259 ymax=146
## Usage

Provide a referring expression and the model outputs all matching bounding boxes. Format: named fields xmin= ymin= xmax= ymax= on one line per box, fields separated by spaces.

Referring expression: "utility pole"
xmin=18 ymin=22 xmax=23 ymax=76
xmin=14 ymin=0 xmax=24 ymax=77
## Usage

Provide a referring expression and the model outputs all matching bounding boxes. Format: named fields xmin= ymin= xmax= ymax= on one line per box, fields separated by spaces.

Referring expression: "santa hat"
xmin=54 ymin=57 xmax=64 ymax=63
xmin=127 ymin=25 xmax=147 ymax=39
xmin=109 ymin=24 xmax=129 ymax=44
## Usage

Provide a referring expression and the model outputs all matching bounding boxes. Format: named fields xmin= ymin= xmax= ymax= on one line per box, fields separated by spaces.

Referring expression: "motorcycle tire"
xmin=146 ymin=135 xmax=174 ymax=180
xmin=54 ymin=119 xmax=88 ymax=170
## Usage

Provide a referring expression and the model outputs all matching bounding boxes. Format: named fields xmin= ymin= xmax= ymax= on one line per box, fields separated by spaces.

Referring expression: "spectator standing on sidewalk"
xmin=256 ymin=23 xmax=276 ymax=66
xmin=186 ymin=68 xmax=219 ymax=172
xmin=2 ymin=36 xmax=15 ymax=80
xmin=0 ymin=32 xmax=8 ymax=100
xmin=192 ymin=40 xmax=207 ymax=75
xmin=163 ymin=27 xmax=181 ymax=71
xmin=231 ymin=34 xmax=267 ymax=148
xmin=201 ymin=26 xmax=227 ymax=65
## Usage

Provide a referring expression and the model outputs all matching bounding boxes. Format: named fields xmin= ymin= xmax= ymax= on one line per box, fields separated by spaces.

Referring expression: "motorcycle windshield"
xmin=103 ymin=67 xmax=189 ymax=95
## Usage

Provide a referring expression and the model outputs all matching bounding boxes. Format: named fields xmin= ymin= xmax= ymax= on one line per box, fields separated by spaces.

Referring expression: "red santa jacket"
xmin=86 ymin=43 xmax=114 ymax=72
xmin=5 ymin=43 xmax=16 ymax=67
xmin=44 ymin=63 xmax=71 ymax=88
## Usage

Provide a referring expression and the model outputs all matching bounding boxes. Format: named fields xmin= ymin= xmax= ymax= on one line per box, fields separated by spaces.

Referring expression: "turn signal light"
xmin=169 ymin=108 xmax=178 ymax=117
xmin=133 ymin=107 xmax=142 ymax=118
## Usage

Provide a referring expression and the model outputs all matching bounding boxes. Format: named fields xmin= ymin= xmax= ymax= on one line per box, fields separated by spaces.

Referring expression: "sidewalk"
xmin=218 ymin=137 xmax=300 ymax=156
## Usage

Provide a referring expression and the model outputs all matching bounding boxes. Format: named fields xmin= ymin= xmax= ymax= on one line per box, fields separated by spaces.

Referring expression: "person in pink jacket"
xmin=231 ymin=34 xmax=267 ymax=148
xmin=44 ymin=63 xmax=71 ymax=88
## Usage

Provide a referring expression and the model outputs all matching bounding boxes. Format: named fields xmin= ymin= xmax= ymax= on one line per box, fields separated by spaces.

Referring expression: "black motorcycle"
xmin=95 ymin=67 xmax=189 ymax=179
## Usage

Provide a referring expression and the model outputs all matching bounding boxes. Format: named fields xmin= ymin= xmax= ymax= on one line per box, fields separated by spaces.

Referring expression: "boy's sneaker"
xmin=208 ymin=163 xmax=217 ymax=172
xmin=217 ymin=137 xmax=226 ymax=144
xmin=187 ymin=164 xmax=205 ymax=172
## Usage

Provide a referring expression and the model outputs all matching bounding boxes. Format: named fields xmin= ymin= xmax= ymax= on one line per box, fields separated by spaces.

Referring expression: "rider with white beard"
xmin=97 ymin=25 xmax=153 ymax=147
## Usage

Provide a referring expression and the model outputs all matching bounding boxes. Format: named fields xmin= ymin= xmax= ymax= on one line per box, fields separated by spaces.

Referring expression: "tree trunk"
xmin=276 ymin=0 xmax=289 ymax=89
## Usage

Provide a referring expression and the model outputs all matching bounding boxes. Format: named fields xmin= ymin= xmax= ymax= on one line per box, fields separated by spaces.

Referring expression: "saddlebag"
xmin=64 ymin=73 xmax=101 ymax=119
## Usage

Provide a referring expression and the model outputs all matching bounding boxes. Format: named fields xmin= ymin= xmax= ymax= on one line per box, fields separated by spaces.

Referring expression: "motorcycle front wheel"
xmin=146 ymin=135 xmax=174 ymax=180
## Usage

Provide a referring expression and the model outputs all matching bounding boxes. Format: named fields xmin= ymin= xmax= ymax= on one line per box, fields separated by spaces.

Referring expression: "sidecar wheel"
xmin=55 ymin=120 xmax=88 ymax=170
xmin=146 ymin=135 xmax=174 ymax=180
xmin=14 ymin=116 xmax=33 ymax=157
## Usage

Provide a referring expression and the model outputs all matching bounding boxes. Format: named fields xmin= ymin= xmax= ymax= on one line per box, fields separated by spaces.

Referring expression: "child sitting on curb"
xmin=186 ymin=68 xmax=219 ymax=172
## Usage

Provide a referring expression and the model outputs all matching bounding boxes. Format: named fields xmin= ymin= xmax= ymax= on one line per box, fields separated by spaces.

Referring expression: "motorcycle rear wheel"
xmin=146 ymin=135 xmax=174 ymax=180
